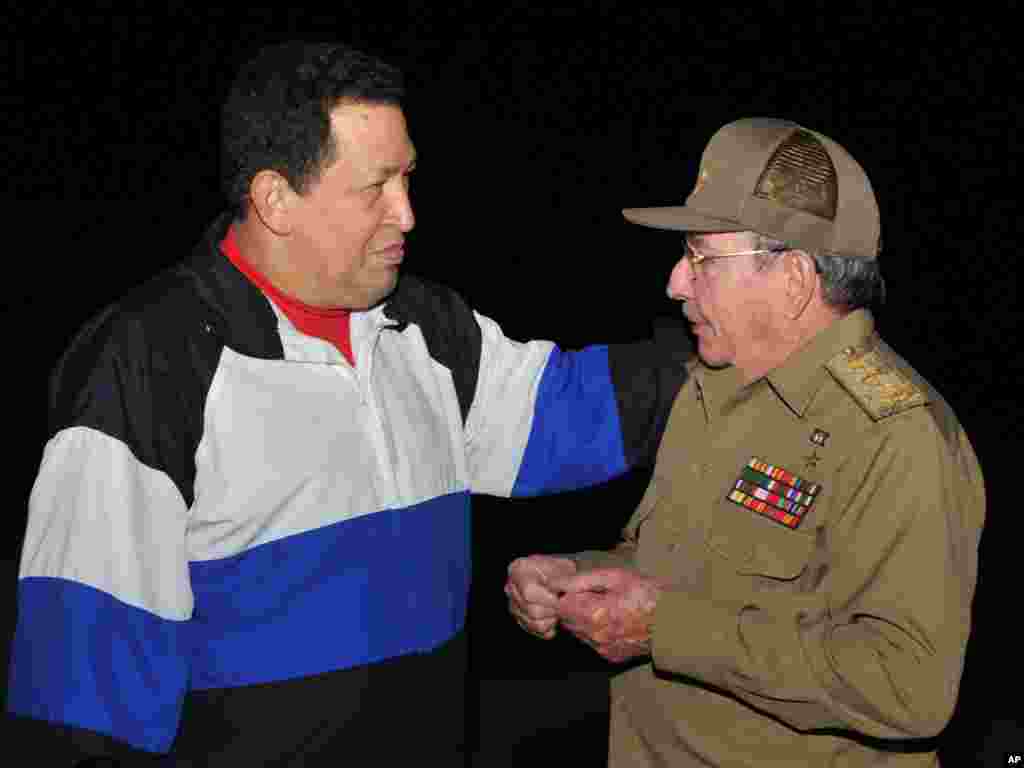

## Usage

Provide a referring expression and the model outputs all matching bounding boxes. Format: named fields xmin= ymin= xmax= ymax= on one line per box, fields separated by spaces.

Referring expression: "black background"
xmin=6 ymin=3 xmax=1021 ymax=764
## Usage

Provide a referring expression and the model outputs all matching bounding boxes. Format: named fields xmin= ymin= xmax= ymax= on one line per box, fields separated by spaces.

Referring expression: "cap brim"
xmin=622 ymin=206 xmax=742 ymax=233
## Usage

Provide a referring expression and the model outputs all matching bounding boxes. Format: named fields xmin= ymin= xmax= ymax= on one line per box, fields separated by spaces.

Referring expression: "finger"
xmin=518 ymin=615 xmax=557 ymax=638
xmin=504 ymin=581 xmax=520 ymax=603
xmin=557 ymin=568 xmax=625 ymax=594
xmin=507 ymin=580 xmax=543 ymax=610
xmin=506 ymin=585 xmax=528 ymax=615
xmin=510 ymin=556 xmax=560 ymax=585
xmin=545 ymin=572 xmax=574 ymax=594
xmin=523 ymin=601 xmax=559 ymax=621
xmin=507 ymin=561 xmax=545 ymax=595
xmin=521 ymin=582 xmax=562 ymax=607
xmin=511 ymin=600 xmax=557 ymax=626
xmin=508 ymin=578 xmax=559 ymax=612
xmin=529 ymin=619 xmax=557 ymax=636
xmin=511 ymin=568 xmax=562 ymax=602
xmin=508 ymin=557 xmax=539 ymax=578
xmin=508 ymin=599 xmax=557 ymax=627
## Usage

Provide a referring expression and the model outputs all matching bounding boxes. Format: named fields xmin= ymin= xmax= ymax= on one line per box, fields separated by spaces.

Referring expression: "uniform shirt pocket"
xmin=738 ymin=528 xmax=815 ymax=581
xmin=707 ymin=509 xmax=816 ymax=586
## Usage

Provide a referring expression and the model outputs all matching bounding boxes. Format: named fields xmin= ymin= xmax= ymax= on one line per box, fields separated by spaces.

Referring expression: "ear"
xmin=248 ymin=170 xmax=297 ymax=236
xmin=783 ymin=250 xmax=818 ymax=319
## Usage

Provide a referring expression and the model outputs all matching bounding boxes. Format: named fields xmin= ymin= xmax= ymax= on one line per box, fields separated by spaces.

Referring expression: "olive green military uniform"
xmin=576 ymin=310 xmax=984 ymax=767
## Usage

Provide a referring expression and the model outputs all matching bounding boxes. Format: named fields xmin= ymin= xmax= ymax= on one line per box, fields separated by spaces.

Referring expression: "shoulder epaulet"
xmin=825 ymin=343 xmax=929 ymax=421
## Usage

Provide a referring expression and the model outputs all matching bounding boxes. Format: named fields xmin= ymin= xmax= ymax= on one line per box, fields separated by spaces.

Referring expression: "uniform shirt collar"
xmin=763 ymin=309 xmax=876 ymax=417
xmin=693 ymin=309 xmax=876 ymax=419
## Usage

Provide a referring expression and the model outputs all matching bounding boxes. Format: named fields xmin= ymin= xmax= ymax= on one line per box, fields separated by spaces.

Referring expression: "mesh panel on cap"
xmin=753 ymin=130 xmax=837 ymax=220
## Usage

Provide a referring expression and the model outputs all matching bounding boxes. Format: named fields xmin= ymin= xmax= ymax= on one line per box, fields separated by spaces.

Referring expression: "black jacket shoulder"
xmin=384 ymin=273 xmax=483 ymax=425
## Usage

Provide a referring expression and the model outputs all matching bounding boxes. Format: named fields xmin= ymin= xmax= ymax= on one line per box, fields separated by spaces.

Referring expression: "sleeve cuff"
xmin=569 ymin=549 xmax=634 ymax=572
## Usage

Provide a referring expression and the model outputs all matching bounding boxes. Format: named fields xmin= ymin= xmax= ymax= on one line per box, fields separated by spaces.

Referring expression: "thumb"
xmin=557 ymin=568 xmax=622 ymax=594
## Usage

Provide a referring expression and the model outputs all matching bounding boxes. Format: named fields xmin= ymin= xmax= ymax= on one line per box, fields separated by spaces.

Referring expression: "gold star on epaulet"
xmin=825 ymin=345 xmax=928 ymax=421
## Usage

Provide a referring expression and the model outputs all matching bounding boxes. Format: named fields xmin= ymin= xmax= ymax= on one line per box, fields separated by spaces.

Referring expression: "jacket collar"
xmin=188 ymin=213 xmax=401 ymax=360
xmin=763 ymin=309 xmax=876 ymax=417
xmin=695 ymin=309 xmax=876 ymax=419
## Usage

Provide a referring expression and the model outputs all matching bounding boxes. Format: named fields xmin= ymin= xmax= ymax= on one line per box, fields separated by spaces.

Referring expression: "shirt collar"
xmin=763 ymin=309 xmax=876 ymax=417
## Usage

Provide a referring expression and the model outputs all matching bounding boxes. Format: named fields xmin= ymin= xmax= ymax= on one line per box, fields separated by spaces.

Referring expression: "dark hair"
xmin=752 ymin=234 xmax=886 ymax=310
xmin=807 ymin=251 xmax=886 ymax=309
xmin=221 ymin=42 xmax=404 ymax=219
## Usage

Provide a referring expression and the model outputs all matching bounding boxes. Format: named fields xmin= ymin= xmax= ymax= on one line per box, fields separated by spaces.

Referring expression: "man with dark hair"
xmin=507 ymin=118 xmax=985 ymax=766
xmin=6 ymin=43 xmax=688 ymax=765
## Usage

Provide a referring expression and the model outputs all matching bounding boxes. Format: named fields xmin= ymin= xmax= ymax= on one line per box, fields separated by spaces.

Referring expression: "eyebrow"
xmin=370 ymin=154 xmax=417 ymax=182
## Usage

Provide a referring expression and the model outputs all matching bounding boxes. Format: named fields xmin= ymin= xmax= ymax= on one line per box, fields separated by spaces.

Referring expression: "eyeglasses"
xmin=682 ymin=240 xmax=781 ymax=267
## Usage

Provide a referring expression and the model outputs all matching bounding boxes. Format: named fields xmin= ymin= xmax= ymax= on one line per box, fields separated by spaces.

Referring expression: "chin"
xmin=697 ymin=342 xmax=732 ymax=370
xmin=698 ymin=357 xmax=734 ymax=371
xmin=361 ymin=276 xmax=400 ymax=309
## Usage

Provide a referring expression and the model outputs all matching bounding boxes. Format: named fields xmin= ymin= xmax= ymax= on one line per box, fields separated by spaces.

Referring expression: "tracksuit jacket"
xmin=7 ymin=214 xmax=690 ymax=763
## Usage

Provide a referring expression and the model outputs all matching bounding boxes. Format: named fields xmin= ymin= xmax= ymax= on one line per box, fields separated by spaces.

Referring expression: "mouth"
xmin=682 ymin=306 xmax=705 ymax=327
xmin=684 ymin=312 xmax=712 ymax=338
xmin=374 ymin=243 xmax=405 ymax=265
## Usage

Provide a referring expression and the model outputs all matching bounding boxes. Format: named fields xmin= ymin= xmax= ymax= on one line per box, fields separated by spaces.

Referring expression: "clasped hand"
xmin=505 ymin=556 xmax=664 ymax=663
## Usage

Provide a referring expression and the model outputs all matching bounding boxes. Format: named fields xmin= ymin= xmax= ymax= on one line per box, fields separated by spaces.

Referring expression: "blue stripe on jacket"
xmin=8 ymin=492 xmax=472 ymax=752
xmin=8 ymin=577 xmax=190 ymax=753
xmin=187 ymin=491 xmax=472 ymax=690
xmin=513 ymin=345 xmax=628 ymax=496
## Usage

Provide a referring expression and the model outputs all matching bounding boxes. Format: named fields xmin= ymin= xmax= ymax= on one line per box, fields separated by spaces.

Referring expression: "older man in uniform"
xmin=506 ymin=118 xmax=985 ymax=766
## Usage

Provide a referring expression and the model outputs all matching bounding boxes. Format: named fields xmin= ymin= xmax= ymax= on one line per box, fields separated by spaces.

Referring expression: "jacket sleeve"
xmin=7 ymin=307 xmax=196 ymax=761
xmin=466 ymin=312 xmax=690 ymax=498
xmin=648 ymin=414 xmax=985 ymax=739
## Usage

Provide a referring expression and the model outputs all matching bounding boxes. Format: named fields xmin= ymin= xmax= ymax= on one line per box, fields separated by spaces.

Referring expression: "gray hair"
xmin=750 ymin=234 xmax=886 ymax=310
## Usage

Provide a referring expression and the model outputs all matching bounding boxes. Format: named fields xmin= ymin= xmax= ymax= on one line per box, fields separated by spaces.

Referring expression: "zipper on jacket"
xmin=355 ymin=317 xmax=399 ymax=504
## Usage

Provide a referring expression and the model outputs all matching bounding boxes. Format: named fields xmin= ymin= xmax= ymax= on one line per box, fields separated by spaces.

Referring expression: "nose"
xmin=666 ymin=255 xmax=694 ymax=300
xmin=388 ymin=180 xmax=416 ymax=232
